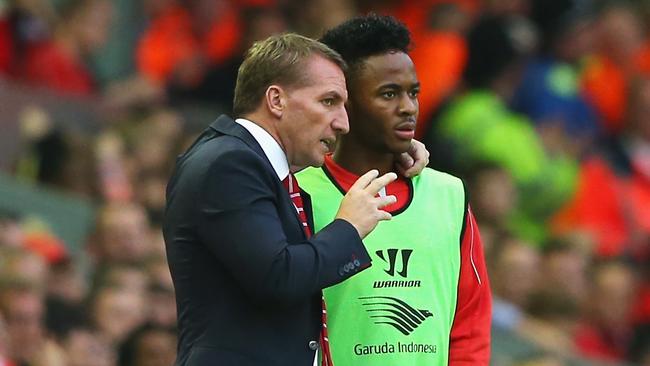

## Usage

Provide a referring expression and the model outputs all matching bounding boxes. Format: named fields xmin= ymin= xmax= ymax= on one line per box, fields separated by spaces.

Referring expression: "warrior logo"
xmin=359 ymin=296 xmax=433 ymax=336
xmin=375 ymin=249 xmax=413 ymax=278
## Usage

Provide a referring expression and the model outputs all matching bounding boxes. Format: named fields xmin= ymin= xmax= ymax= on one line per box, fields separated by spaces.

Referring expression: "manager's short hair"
xmin=233 ymin=33 xmax=347 ymax=116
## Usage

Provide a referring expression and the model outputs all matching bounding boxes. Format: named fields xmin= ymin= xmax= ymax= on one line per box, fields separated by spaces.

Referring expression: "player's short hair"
xmin=319 ymin=14 xmax=411 ymax=80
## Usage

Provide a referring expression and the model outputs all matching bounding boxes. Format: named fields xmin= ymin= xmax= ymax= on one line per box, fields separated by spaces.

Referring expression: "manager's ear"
xmin=266 ymin=85 xmax=284 ymax=118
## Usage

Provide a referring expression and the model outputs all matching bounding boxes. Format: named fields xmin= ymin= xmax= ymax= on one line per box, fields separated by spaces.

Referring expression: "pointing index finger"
xmin=349 ymin=169 xmax=380 ymax=191
xmin=365 ymin=172 xmax=397 ymax=195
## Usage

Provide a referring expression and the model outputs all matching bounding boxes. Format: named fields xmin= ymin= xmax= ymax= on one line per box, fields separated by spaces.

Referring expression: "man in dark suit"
xmin=163 ymin=33 xmax=424 ymax=365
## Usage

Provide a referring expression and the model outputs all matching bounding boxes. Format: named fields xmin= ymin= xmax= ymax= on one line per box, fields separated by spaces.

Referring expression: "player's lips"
xmin=394 ymin=120 xmax=416 ymax=140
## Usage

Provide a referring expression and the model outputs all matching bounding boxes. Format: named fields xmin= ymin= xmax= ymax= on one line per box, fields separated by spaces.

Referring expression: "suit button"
xmin=308 ymin=340 xmax=319 ymax=350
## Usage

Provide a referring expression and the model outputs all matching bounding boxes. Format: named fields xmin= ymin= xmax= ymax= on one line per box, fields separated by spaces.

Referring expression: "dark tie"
xmin=282 ymin=173 xmax=333 ymax=366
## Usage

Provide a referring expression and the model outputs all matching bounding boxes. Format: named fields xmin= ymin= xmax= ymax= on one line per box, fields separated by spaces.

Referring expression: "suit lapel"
xmin=209 ymin=115 xmax=308 ymax=239
xmin=209 ymin=115 xmax=268 ymax=161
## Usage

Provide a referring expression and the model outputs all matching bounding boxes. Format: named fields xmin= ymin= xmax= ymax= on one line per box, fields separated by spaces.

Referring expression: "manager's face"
xmin=277 ymin=54 xmax=349 ymax=170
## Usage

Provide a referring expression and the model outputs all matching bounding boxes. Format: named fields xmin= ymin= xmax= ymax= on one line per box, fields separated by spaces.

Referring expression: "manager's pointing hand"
xmin=335 ymin=169 xmax=398 ymax=238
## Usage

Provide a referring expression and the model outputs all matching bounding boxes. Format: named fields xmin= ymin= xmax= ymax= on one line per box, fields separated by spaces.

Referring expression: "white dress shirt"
xmin=235 ymin=118 xmax=289 ymax=181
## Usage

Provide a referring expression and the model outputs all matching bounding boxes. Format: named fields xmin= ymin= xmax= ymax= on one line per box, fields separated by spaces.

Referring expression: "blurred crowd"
xmin=0 ymin=0 xmax=649 ymax=365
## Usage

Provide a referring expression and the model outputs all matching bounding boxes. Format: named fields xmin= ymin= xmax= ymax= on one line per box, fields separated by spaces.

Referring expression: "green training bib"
xmin=297 ymin=167 xmax=466 ymax=366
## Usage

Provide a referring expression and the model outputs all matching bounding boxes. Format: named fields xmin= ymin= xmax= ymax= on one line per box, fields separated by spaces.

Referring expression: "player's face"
xmin=346 ymin=51 xmax=419 ymax=154
xmin=278 ymin=55 xmax=349 ymax=170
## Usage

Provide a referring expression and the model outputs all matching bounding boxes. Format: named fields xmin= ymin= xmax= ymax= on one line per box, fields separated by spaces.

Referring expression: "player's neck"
xmin=333 ymin=141 xmax=394 ymax=176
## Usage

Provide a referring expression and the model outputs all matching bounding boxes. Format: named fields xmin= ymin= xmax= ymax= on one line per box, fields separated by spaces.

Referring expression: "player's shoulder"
xmin=418 ymin=167 xmax=463 ymax=189
xmin=296 ymin=166 xmax=322 ymax=176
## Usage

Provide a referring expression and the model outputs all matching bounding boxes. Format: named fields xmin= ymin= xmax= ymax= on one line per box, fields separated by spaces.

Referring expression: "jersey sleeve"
xmin=449 ymin=206 xmax=492 ymax=365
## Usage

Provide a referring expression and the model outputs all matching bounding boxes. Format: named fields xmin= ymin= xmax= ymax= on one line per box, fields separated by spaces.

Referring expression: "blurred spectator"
xmin=92 ymin=263 xmax=149 ymax=296
xmin=0 ymin=0 xmax=54 ymax=77
xmin=525 ymin=290 xmax=580 ymax=357
xmin=134 ymin=177 xmax=166 ymax=226
xmin=466 ymin=162 xmax=518 ymax=233
xmin=89 ymin=0 xmax=143 ymax=86
xmin=288 ymin=0 xmax=356 ymax=38
xmin=121 ymin=110 xmax=184 ymax=224
xmin=489 ymin=233 xmax=579 ymax=357
xmin=0 ymin=246 xmax=48 ymax=290
xmin=146 ymin=280 xmax=176 ymax=328
xmin=135 ymin=0 xmax=202 ymax=86
xmin=0 ymin=282 xmax=65 ymax=366
xmin=552 ymin=76 xmax=650 ymax=259
xmin=0 ymin=312 xmax=10 ymax=366
xmin=129 ymin=109 xmax=183 ymax=178
xmin=143 ymin=255 xmax=175 ymax=328
xmin=526 ymin=239 xmax=587 ymax=355
xmin=188 ymin=0 xmax=243 ymax=66
xmin=134 ymin=0 xmax=284 ymax=109
xmin=16 ymin=0 xmax=113 ymax=95
xmin=489 ymin=234 xmax=541 ymax=332
xmin=14 ymin=105 xmax=98 ymax=196
xmin=89 ymin=285 xmax=146 ymax=346
xmin=0 ymin=212 xmax=24 ymax=249
xmin=46 ymin=258 xmax=85 ymax=304
xmin=357 ymin=0 xmax=480 ymax=35
xmin=95 ymin=132 xmax=133 ymax=202
xmin=62 ymin=327 xmax=116 ymax=366
xmin=411 ymin=2 xmax=469 ymax=139
xmin=429 ymin=14 xmax=578 ymax=243
xmin=538 ymin=237 xmax=590 ymax=308
xmin=91 ymin=202 xmax=151 ymax=265
xmin=14 ymin=106 xmax=66 ymax=183
xmin=573 ymin=261 xmax=637 ymax=362
xmin=165 ymin=4 xmax=288 ymax=108
xmin=145 ymin=226 xmax=167 ymax=259
xmin=118 ymin=323 xmax=176 ymax=366
xmin=582 ymin=1 xmax=650 ymax=134
xmin=0 ymin=5 xmax=13 ymax=75
xmin=512 ymin=0 xmax=599 ymax=159
xmin=44 ymin=295 xmax=86 ymax=343
xmin=44 ymin=258 xmax=87 ymax=341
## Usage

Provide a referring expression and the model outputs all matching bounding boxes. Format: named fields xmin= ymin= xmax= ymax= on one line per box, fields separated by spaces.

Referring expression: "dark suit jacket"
xmin=163 ymin=115 xmax=371 ymax=365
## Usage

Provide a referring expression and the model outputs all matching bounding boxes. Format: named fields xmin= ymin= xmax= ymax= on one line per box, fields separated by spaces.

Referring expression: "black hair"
xmin=319 ymin=14 xmax=411 ymax=76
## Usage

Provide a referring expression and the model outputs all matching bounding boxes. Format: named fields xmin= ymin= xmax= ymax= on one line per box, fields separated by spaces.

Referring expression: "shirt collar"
xmin=235 ymin=118 xmax=289 ymax=180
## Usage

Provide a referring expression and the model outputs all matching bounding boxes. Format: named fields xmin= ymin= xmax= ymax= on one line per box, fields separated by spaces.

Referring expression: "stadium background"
xmin=0 ymin=0 xmax=649 ymax=365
